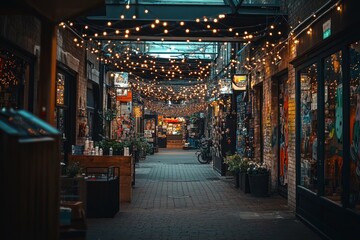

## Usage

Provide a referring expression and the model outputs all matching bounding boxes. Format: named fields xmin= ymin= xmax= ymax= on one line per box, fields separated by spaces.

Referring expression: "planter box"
xmin=239 ymin=172 xmax=251 ymax=193
xmin=248 ymin=173 xmax=269 ymax=197
xmin=233 ymin=172 xmax=240 ymax=188
xmin=68 ymin=155 xmax=134 ymax=202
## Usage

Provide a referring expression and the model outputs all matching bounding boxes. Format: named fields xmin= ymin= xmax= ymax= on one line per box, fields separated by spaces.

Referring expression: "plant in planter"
xmin=224 ymin=153 xmax=242 ymax=188
xmin=247 ymin=161 xmax=270 ymax=197
xmin=239 ymin=157 xmax=251 ymax=193
xmin=96 ymin=139 xmax=125 ymax=155
xmin=65 ymin=161 xmax=82 ymax=178
xmin=129 ymin=135 xmax=151 ymax=160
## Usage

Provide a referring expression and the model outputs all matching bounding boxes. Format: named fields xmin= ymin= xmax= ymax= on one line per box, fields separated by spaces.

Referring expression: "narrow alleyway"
xmin=86 ymin=149 xmax=321 ymax=240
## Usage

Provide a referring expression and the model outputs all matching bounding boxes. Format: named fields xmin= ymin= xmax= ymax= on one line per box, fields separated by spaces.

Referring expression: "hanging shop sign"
xmin=133 ymin=106 xmax=142 ymax=118
xmin=323 ymin=19 xmax=331 ymax=40
xmin=116 ymin=90 xmax=132 ymax=102
xmin=220 ymin=78 xmax=232 ymax=94
xmin=163 ymin=118 xmax=182 ymax=123
xmin=114 ymin=72 xmax=129 ymax=88
xmin=232 ymin=74 xmax=248 ymax=90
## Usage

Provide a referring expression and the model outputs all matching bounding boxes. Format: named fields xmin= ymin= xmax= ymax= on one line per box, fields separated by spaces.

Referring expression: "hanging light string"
xmin=128 ymin=72 xmax=208 ymax=102
xmin=236 ymin=0 xmax=343 ymax=76
xmin=144 ymin=100 xmax=208 ymax=117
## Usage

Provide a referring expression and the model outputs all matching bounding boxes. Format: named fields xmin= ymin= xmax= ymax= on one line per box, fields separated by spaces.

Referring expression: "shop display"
xmin=236 ymin=92 xmax=254 ymax=158
xmin=350 ymin=42 xmax=360 ymax=210
xmin=324 ymin=51 xmax=343 ymax=201
xmin=0 ymin=49 xmax=27 ymax=109
xmin=279 ymin=81 xmax=289 ymax=187
xmin=300 ymin=63 xmax=318 ymax=193
xmin=144 ymin=116 xmax=157 ymax=152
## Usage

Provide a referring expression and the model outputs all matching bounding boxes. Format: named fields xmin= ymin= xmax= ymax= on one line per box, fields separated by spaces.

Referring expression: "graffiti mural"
xmin=279 ymin=82 xmax=289 ymax=186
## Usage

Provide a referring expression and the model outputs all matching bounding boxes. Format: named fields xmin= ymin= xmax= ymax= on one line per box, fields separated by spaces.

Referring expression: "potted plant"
xmin=65 ymin=161 xmax=82 ymax=178
xmin=61 ymin=161 xmax=85 ymax=204
xmin=239 ymin=157 xmax=251 ymax=193
xmin=247 ymin=161 xmax=270 ymax=197
xmin=224 ymin=153 xmax=242 ymax=188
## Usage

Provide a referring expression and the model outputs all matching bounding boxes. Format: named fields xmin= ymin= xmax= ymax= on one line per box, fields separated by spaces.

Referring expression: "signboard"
xmin=133 ymin=106 xmax=142 ymax=118
xmin=116 ymin=90 xmax=132 ymax=102
xmin=219 ymin=79 xmax=232 ymax=94
xmin=114 ymin=72 xmax=129 ymax=88
xmin=323 ymin=19 xmax=331 ymax=39
xmin=232 ymin=74 xmax=247 ymax=90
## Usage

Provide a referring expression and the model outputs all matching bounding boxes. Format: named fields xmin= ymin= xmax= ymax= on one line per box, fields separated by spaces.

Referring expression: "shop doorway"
xmin=55 ymin=65 xmax=76 ymax=163
xmin=277 ymin=74 xmax=289 ymax=198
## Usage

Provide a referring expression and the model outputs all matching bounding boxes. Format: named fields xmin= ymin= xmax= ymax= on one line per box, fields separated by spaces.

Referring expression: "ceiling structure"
xmin=1 ymin=0 xmax=287 ymax=115
xmin=73 ymin=0 xmax=285 ymax=42
xmin=65 ymin=0 xmax=287 ymax=115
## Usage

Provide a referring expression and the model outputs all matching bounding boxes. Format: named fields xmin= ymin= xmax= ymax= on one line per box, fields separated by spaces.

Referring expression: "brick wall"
xmin=57 ymin=27 xmax=87 ymax=145
xmin=247 ymin=0 xmax=332 ymax=210
xmin=57 ymin=28 xmax=101 ymax=145
xmin=287 ymin=0 xmax=330 ymax=28
xmin=0 ymin=16 xmax=41 ymax=54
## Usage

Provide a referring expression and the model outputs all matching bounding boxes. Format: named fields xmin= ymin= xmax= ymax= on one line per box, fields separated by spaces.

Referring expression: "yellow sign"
xmin=232 ymin=74 xmax=247 ymax=90
xmin=133 ymin=106 xmax=142 ymax=117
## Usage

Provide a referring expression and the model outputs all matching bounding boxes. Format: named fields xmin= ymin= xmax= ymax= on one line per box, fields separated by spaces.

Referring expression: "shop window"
xmin=0 ymin=50 xmax=29 ymax=109
xmin=349 ymin=41 xmax=360 ymax=211
xmin=55 ymin=73 xmax=68 ymax=135
xmin=87 ymin=83 xmax=95 ymax=139
xmin=56 ymin=73 xmax=65 ymax=105
xmin=300 ymin=63 xmax=318 ymax=192
xmin=324 ymin=51 xmax=343 ymax=203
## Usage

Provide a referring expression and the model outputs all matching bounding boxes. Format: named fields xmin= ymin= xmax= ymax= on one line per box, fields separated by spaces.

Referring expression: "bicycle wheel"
xmin=197 ymin=153 xmax=208 ymax=164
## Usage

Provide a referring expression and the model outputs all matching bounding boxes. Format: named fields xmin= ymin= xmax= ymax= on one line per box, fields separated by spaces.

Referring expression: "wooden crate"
xmin=68 ymin=155 xmax=133 ymax=203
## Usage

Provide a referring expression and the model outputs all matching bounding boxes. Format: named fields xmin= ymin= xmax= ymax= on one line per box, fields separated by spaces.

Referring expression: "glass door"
xmin=55 ymin=69 xmax=76 ymax=163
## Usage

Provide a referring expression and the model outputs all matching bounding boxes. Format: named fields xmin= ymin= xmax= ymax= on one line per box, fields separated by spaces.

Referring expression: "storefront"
xmin=234 ymin=76 xmax=254 ymax=159
xmin=157 ymin=117 xmax=185 ymax=149
xmin=272 ymin=71 xmax=289 ymax=198
xmin=0 ymin=41 xmax=35 ymax=111
xmin=55 ymin=65 xmax=77 ymax=163
xmin=292 ymin=1 xmax=360 ymax=238
xmin=210 ymin=96 xmax=235 ymax=176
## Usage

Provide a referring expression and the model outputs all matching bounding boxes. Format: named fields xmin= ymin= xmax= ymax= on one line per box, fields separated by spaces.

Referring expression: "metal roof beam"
xmin=88 ymin=35 xmax=257 ymax=42
xmin=87 ymin=3 xmax=282 ymax=21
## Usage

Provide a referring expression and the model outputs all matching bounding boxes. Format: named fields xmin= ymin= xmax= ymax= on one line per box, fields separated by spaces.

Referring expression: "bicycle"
xmin=195 ymin=138 xmax=212 ymax=164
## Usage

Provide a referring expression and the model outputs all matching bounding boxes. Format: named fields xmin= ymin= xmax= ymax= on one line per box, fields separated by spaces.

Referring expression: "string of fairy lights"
xmin=98 ymin=41 xmax=212 ymax=81
xmin=236 ymin=0 xmax=343 ymax=77
xmin=129 ymin=76 xmax=207 ymax=101
xmin=144 ymin=100 xmax=208 ymax=117
xmin=58 ymin=0 xmax=343 ymax=115
xmin=0 ymin=50 xmax=24 ymax=89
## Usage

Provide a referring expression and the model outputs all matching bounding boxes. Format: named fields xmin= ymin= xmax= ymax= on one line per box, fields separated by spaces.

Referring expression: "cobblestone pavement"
xmin=86 ymin=149 xmax=322 ymax=240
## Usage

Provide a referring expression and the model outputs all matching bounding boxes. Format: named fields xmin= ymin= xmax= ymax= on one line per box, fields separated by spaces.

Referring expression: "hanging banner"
xmin=232 ymin=74 xmax=247 ymax=90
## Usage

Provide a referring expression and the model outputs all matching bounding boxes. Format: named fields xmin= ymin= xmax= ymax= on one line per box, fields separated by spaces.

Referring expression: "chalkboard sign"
xmin=72 ymin=145 xmax=84 ymax=155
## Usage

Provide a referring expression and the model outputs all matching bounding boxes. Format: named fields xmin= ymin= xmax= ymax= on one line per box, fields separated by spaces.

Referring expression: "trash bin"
xmin=0 ymin=108 xmax=61 ymax=240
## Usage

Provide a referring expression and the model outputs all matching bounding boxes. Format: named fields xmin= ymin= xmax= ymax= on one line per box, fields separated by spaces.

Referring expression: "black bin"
xmin=0 ymin=108 xmax=61 ymax=240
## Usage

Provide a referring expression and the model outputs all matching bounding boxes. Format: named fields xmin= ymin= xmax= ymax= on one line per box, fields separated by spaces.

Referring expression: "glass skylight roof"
xmin=136 ymin=0 xmax=278 ymax=5
xmin=138 ymin=0 xmax=224 ymax=4
xmin=144 ymin=41 xmax=217 ymax=59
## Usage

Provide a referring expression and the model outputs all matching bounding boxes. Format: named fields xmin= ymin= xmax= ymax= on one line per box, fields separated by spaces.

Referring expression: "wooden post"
xmin=38 ymin=19 xmax=57 ymax=126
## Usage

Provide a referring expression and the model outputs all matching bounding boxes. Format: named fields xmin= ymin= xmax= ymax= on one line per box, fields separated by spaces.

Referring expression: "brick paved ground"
xmin=86 ymin=149 xmax=322 ymax=240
